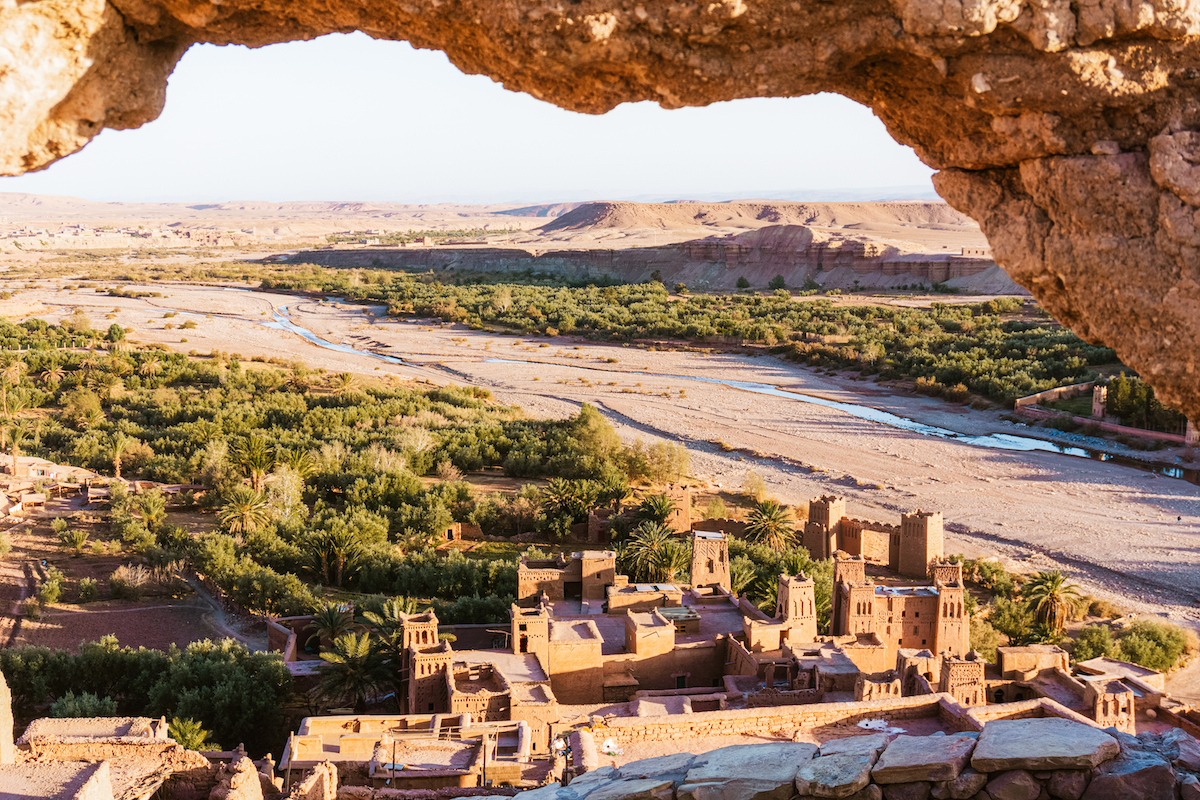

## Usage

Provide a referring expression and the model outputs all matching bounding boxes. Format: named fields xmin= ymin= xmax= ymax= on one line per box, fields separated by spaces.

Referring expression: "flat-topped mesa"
xmin=4 ymin=0 xmax=1200 ymax=419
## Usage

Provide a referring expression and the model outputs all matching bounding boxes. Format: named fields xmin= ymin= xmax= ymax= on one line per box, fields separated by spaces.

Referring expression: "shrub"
xmin=110 ymin=564 xmax=150 ymax=601
xmin=736 ymin=276 xmax=751 ymax=289
xmin=1071 ymin=625 xmax=1115 ymax=662
xmin=50 ymin=691 xmax=119 ymax=718
xmin=970 ymin=617 xmax=1003 ymax=662
xmin=38 ymin=569 xmax=63 ymax=606
xmin=1087 ymin=597 xmax=1123 ymax=619
xmin=78 ymin=578 xmax=98 ymax=603
xmin=768 ymin=275 xmax=786 ymax=290
xmin=51 ymin=518 xmax=69 ymax=535
xmin=1118 ymin=620 xmax=1190 ymax=671
xmin=19 ymin=597 xmax=40 ymax=620
xmin=945 ymin=383 xmax=971 ymax=403
xmin=59 ymin=529 xmax=89 ymax=555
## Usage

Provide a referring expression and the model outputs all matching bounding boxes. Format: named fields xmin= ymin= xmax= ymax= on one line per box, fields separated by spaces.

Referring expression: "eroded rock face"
xmin=3 ymin=0 xmax=1200 ymax=418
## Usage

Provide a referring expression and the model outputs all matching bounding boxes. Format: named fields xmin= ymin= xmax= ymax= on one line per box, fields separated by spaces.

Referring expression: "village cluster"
xmin=241 ymin=494 xmax=1189 ymax=795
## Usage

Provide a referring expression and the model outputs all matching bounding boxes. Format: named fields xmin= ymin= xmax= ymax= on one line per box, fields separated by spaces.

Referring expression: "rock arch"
xmin=4 ymin=0 xmax=1199 ymax=419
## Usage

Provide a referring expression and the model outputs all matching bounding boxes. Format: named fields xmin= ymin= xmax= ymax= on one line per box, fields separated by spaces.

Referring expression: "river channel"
xmin=258 ymin=299 xmax=1198 ymax=487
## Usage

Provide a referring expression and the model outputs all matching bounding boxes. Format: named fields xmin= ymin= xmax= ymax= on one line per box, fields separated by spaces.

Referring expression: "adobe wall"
xmin=691 ymin=518 xmax=747 ymax=538
xmin=602 ymin=639 xmax=724 ymax=693
xmin=548 ymin=639 xmax=603 ymax=705
xmin=838 ymin=518 xmax=896 ymax=565
xmin=602 ymin=694 xmax=947 ymax=744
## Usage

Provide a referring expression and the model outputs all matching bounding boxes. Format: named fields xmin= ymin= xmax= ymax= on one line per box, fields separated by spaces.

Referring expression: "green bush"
xmin=78 ymin=578 xmax=98 ymax=603
xmin=1071 ymin=625 xmax=1115 ymax=662
xmin=50 ymin=690 xmax=119 ymax=718
xmin=1117 ymin=620 xmax=1189 ymax=671
xmin=970 ymin=617 xmax=1003 ymax=662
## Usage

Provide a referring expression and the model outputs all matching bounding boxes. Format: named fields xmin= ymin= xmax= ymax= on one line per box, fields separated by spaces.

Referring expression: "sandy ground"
xmin=9 ymin=283 xmax=1199 ymax=631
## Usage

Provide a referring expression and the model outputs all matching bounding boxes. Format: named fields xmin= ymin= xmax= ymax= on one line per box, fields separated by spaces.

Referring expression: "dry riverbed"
xmin=12 ymin=282 xmax=1200 ymax=628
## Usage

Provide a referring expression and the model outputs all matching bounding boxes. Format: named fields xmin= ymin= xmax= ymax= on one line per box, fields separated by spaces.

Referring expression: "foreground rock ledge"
xmin=4 ymin=0 xmax=1200 ymax=419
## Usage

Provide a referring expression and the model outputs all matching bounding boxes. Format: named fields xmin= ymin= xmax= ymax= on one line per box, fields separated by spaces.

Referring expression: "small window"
xmin=428 ymin=703 xmax=435 ymax=712
xmin=912 ymin=626 xmax=919 ymax=635
xmin=914 ymin=612 xmax=920 ymax=618
xmin=676 ymin=676 xmax=687 ymax=689
xmin=922 ymin=639 xmax=927 ymax=645
xmin=901 ymin=610 xmax=906 ymax=617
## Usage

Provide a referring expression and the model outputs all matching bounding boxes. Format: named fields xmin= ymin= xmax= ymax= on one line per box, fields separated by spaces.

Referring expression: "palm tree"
xmin=638 ymin=493 xmax=677 ymax=525
xmin=363 ymin=597 xmax=421 ymax=698
xmin=7 ymin=419 xmax=29 ymax=477
xmin=601 ymin=476 xmax=631 ymax=514
xmin=624 ymin=521 xmax=676 ymax=583
xmin=306 ymin=602 xmax=356 ymax=649
xmin=283 ymin=448 xmax=317 ymax=480
xmin=308 ymin=527 xmax=362 ymax=588
xmin=110 ymin=433 xmax=133 ymax=479
xmin=730 ymin=557 xmax=757 ymax=597
xmin=218 ymin=486 xmax=271 ymax=536
xmin=0 ymin=357 xmax=24 ymax=417
xmin=134 ymin=490 xmax=167 ymax=534
xmin=39 ymin=365 xmax=65 ymax=389
xmin=654 ymin=539 xmax=692 ymax=583
xmin=168 ymin=717 xmax=219 ymax=752
xmin=1024 ymin=570 xmax=1084 ymax=634
xmin=138 ymin=355 xmax=162 ymax=379
xmin=234 ymin=436 xmax=276 ymax=492
xmin=330 ymin=372 xmax=357 ymax=395
xmin=315 ymin=633 xmax=389 ymax=712
xmin=744 ymin=499 xmax=796 ymax=550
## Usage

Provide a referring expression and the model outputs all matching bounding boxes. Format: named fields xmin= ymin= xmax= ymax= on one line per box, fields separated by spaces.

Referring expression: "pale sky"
xmin=1 ymin=33 xmax=935 ymax=204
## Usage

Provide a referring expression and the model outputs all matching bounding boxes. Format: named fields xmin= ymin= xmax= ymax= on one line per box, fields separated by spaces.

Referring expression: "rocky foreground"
xmin=515 ymin=719 xmax=1198 ymax=800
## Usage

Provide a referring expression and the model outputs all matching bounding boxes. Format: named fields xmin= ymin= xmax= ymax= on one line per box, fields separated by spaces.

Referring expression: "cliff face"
xmin=2 ymin=0 xmax=1199 ymax=417
xmin=291 ymin=231 xmax=1008 ymax=293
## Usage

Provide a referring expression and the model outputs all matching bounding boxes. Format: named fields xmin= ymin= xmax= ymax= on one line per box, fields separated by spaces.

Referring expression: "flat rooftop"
xmin=455 ymin=650 xmax=548 ymax=683
xmin=452 ymin=666 xmax=504 ymax=695
xmin=873 ymin=586 xmax=938 ymax=597
xmin=550 ymin=620 xmax=602 ymax=643
xmin=692 ymin=531 xmax=726 ymax=540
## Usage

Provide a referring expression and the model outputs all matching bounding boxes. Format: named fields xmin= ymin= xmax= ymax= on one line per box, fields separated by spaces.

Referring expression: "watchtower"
xmin=511 ymin=603 xmax=550 ymax=665
xmin=934 ymin=582 xmax=969 ymax=656
xmin=776 ymin=573 xmax=818 ymax=641
xmin=808 ymin=495 xmax=846 ymax=534
xmin=898 ymin=510 xmax=943 ymax=578
xmin=690 ymin=530 xmax=730 ymax=592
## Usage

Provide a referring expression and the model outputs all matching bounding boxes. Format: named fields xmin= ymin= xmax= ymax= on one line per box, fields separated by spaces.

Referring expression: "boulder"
xmin=873 ymin=734 xmax=977 ymax=784
xmin=679 ymin=743 xmax=818 ymax=800
xmin=583 ymin=779 xmax=675 ymax=800
xmin=880 ymin=783 xmax=930 ymax=800
xmin=985 ymin=771 xmax=1041 ymax=800
xmin=1045 ymin=770 xmax=1089 ymax=800
xmin=1080 ymin=747 xmax=1176 ymax=800
xmin=971 ymin=721 xmax=1119 ymax=773
xmin=848 ymin=787 xmax=882 ymax=800
xmin=822 ymin=735 xmax=889 ymax=761
xmin=795 ymin=755 xmax=874 ymax=798
xmin=1181 ymin=774 xmax=1200 ymax=800
xmin=947 ymin=768 xmax=989 ymax=800
xmin=617 ymin=754 xmax=697 ymax=781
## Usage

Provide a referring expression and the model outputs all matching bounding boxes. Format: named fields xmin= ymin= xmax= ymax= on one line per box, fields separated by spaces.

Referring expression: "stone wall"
xmin=519 ymin=718 xmax=1200 ymax=800
xmin=600 ymin=694 xmax=948 ymax=745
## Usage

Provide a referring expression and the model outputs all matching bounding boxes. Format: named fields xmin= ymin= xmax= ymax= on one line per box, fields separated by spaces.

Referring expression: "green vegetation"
xmin=957 ymin=559 xmax=1195 ymax=672
xmin=0 ymin=636 xmax=289 ymax=755
xmin=251 ymin=270 xmax=1116 ymax=405
xmin=0 ymin=308 xmax=686 ymax=619
xmin=1104 ymin=374 xmax=1189 ymax=434
xmin=50 ymin=691 xmax=119 ymax=718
